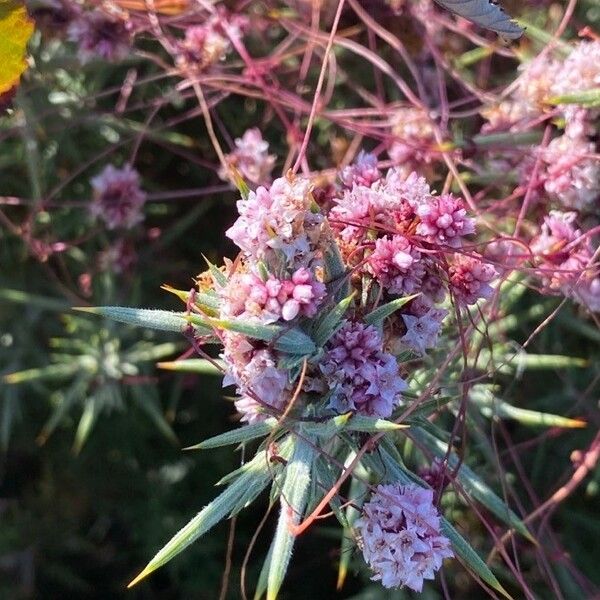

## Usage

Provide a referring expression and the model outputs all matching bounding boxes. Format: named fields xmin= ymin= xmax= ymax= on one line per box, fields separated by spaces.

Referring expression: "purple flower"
xmin=448 ymin=254 xmax=497 ymax=305
xmin=221 ymin=128 xmax=276 ymax=185
xmin=368 ymin=235 xmax=425 ymax=295
xmin=339 ymin=151 xmax=381 ymax=188
xmin=226 ymin=175 xmax=324 ymax=270
xmin=320 ymin=321 xmax=406 ymax=418
xmin=355 ymin=483 xmax=453 ymax=591
xmin=401 ymin=307 xmax=448 ymax=355
xmin=89 ymin=165 xmax=146 ymax=230
xmin=416 ymin=194 xmax=475 ymax=247
xmin=68 ymin=9 xmax=132 ymax=62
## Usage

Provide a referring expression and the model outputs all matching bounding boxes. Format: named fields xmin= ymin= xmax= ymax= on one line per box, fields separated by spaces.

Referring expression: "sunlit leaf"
xmin=157 ymin=358 xmax=225 ymax=375
xmin=74 ymin=306 xmax=212 ymax=335
xmin=0 ymin=0 xmax=33 ymax=99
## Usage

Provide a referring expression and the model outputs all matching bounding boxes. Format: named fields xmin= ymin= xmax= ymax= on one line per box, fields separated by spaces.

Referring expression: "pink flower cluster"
xmin=89 ymin=164 xmax=146 ymax=230
xmin=221 ymin=128 xmax=276 ymax=185
xmin=339 ymin=150 xmax=381 ymax=188
xmin=329 ymin=160 xmax=495 ymax=308
xmin=388 ymin=107 xmax=437 ymax=171
xmin=531 ymin=211 xmax=600 ymax=311
xmin=448 ymin=254 xmax=497 ymax=305
xmin=320 ymin=321 xmax=406 ymax=418
xmin=535 ymin=134 xmax=599 ymax=211
xmin=226 ymin=174 xmax=324 ymax=270
xmin=221 ymin=333 xmax=290 ymax=424
xmin=355 ymin=483 xmax=453 ymax=591
xmin=416 ymin=194 xmax=476 ymax=247
xmin=220 ymin=267 xmax=325 ymax=323
xmin=178 ymin=16 xmax=231 ymax=69
xmin=368 ymin=235 xmax=426 ymax=296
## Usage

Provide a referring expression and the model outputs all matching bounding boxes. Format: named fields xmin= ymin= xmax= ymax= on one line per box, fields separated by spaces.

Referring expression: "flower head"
xmin=226 ymin=175 xmax=324 ymax=270
xmin=368 ymin=235 xmax=425 ymax=295
xmin=416 ymin=194 xmax=475 ymax=247
xmin=89 ymin=165 xmax=146 ymax=230
xmin=320 ymin=321 xmax=406 ymax=417
xmin=339 ymin=151 xmax=381 ymax=188
xmin=220 ymin=267 xmax=325 ymax=323
xmin=401 ymin=307 xmax=448 ymax=355
xmin=329 ymin=169 xmax=429 ymax=244
xmin=68 ymin=9 xmax=132 ymax=62
xmin=448 ymin=254 xmax=497 ymax=305
xmin=179 ymin=20 xmax=230 ymax=68
xmin=221 ymin=128 xmax=275 ymax=185
xmin=538 ymin=134 xmax=600 ymax=211
xmin=355 ymin=483 xmax=453 ymax=591
xmin=389 ymin=107 xmax=437 ymax=167
xmin=221 ymin=334 xmax=289 ymax=423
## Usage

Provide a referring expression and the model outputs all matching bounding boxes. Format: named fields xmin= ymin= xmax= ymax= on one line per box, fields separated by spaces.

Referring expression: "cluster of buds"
xmin=220 ymin=267 xmax=325 ymax=323
xmin=328 ymin=154 xmax=496 ymax=350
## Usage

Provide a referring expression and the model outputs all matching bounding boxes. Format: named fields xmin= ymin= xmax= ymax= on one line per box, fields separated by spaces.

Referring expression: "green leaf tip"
xmin=127 ymin=565 xmax=154 ymax=588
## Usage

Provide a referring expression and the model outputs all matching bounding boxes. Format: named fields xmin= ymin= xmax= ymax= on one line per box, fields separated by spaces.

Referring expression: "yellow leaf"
xmin=0 ymin=0 xmax=33 ymax=95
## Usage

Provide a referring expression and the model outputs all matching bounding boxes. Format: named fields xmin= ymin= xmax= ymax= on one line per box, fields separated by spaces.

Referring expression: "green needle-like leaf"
xmin=364 ymin=295 xmax=419 ymax=326
xmin=128 ymin=448 xmax=275 ymax=587
xmin=267 ymin=436 xmax=315 ymax=600
xmin=184 ymin=419 xmax=277 ymax=450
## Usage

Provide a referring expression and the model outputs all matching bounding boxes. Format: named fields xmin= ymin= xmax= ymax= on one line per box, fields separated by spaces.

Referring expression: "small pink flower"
xmin=339 ymin=151 xmax=381 ymax=188
xmin=179 ymin=21 xmax=230 ymax=68
xmin=416 ymin=194 xmax=475 ymax=247
xmin=89 ymin=165 xmax=146 ymax=230
xmin=221 ymin=128 xmax=276 ymax=185
xmin=448 ymin=254 xmax=497 ymax=305
xmin=368 ymin=235 xmax=425 ymax=295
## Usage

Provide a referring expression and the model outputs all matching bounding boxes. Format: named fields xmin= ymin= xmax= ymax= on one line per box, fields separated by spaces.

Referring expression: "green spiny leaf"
xmin=312 ymin=293 xmax=355 ymax=347
xmin=267 ymin=436 xmax=316 ymax=600
xmin=185 ymin=419 xmax=277 ymax=450
xmin=364 ymin=294 xmax=419 ymax=326
xmin=127 ymin=449 xmax=274 ymax=587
